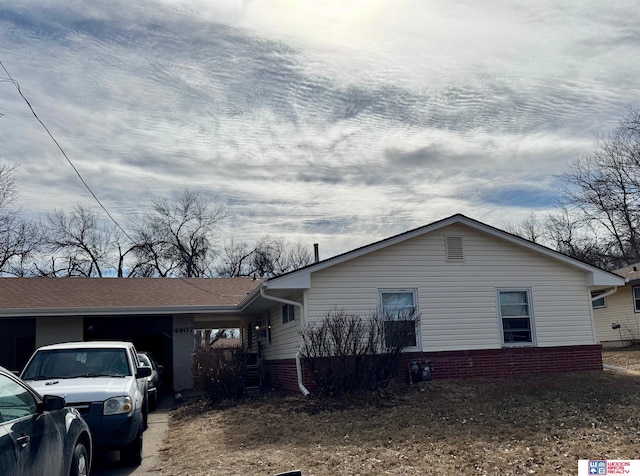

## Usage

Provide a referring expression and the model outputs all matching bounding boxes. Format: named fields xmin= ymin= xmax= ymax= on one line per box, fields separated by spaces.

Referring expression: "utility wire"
xmin=0 ymin=59 xmax=248 ymax=297
xmin=0 ymin=59 xmax=136 ymax=244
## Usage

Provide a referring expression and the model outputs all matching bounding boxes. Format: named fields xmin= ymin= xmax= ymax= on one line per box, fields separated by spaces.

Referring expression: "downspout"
xmin=259 ymin=287 xmax=310 ymax=396
xmin=591 ymin=287 xmax=618 ymax=301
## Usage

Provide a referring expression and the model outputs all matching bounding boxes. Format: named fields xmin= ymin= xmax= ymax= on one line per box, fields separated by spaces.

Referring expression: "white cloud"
xmin=1 ymin=0 xmax=640 ymax=259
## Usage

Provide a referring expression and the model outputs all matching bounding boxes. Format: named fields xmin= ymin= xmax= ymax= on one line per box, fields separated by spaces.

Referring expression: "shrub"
xmin=300 ymin=308 xmax=420 ymax=396
xmin=192 ymin=346 xmax=248 ymax=404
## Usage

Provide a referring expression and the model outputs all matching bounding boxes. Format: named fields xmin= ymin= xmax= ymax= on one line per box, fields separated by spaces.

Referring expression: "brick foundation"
xmin=264 ymin=344 xmax=603 ymax=393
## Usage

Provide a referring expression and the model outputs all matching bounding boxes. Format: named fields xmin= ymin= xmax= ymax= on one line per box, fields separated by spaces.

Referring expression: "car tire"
xmin=70 ymin=441 xmax=89 ymax=476
xmin=120 ymin=428 xmax=143 ymax=467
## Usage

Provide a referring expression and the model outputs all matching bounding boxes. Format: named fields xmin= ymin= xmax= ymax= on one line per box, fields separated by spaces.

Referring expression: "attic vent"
xmin=445 ymin=236 xmax=464 ymax=261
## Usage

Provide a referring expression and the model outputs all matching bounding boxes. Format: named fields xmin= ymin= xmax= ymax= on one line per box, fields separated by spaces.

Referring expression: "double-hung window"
xmin=498 ymin=289 xmax=534 ymax=345
xmin=380 ymin=290 xmax=419 ymax=348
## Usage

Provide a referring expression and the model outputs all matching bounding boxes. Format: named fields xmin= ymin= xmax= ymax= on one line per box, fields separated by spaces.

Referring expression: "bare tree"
xmin=215 ymin=239 xmax=254 ymax=277
xmin=0 ymin=163 xmax=40 ymax=276
xmin=216 ymin=236 xmax=312 ymax=278
xmin=503 ymin=213 xmax=543 ymax=243
xmin=38 ymin=206 xmax=113 ymax=277
xmin=559 ymin=107 xmax=640 ymax=268
xmin=133 ymin=190 xmax=227 ymax=277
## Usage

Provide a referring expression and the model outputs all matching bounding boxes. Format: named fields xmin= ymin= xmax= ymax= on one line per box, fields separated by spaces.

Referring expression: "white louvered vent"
xmin=445 ymin=236 xmax=464 ymax=261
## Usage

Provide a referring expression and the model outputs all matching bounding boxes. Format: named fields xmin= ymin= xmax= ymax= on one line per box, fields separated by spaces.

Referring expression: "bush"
xmin=300 ymin=308 xmax=419 ymax=396
xmin=192 ymin=347 xmax=249 ymax=404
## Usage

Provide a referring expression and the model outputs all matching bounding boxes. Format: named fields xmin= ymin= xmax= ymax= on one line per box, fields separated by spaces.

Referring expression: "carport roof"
xmin=0 ymin=277 xmax=264 ymax=316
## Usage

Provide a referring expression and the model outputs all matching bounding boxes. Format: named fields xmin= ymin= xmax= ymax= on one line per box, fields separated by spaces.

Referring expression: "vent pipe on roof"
xmin=314 ymin=243 xmax=319 ymax=263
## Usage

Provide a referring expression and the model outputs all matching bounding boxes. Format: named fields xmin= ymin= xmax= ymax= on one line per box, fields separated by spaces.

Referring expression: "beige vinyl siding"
xmin=305 ymin=223 xmax=596 ymax=352
xmin=264 ymin=292 xmax=304 ymax=360
xmin=593 ymin=286 xmax=640 ymax=344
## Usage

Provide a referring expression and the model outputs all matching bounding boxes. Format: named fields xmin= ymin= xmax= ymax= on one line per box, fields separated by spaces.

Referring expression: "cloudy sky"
xmin=1 ymin=0 xmax=639 ymax=258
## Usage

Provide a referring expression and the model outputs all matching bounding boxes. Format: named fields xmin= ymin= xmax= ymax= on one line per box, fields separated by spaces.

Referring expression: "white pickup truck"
xmin=20 ymin=341 xmax=151 ymax=466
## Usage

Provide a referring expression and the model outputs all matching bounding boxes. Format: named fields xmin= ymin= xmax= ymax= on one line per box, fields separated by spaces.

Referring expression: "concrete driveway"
xmin=91 ymin=395 xmax=171 ymax=476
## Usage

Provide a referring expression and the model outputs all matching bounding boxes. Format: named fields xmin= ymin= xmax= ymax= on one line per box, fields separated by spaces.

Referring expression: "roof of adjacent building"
xmin=613 ymin=263 xmax=640 ymax=282
xmin=0 ymin=277 xmax=263 ymax=316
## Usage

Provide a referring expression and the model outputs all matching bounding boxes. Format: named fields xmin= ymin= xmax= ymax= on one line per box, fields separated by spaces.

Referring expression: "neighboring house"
xmin=0 ymin=214 xmax=625 ymax=394
xmin=592 ymin=263 xmax=640 ymax=347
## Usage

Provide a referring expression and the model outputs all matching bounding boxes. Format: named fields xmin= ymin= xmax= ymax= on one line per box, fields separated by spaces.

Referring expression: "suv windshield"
xmin=22 ymin=348 xmax=131 ymax=380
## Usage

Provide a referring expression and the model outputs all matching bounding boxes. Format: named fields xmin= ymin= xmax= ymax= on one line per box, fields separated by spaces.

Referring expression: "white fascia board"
xmin=265 ymin=272 xmax=311 ymax=290
xmin=586 ymin=270 xmax=626 ymax=287
xmin=0 ymin=305 xmax=243 ymax=318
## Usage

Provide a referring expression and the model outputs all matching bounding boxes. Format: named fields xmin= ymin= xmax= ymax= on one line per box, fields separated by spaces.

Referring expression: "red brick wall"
xmin=265 ymin=345 xmax=603 ymax=393
xmin=264 ymin=358 xmax=317 ymax=393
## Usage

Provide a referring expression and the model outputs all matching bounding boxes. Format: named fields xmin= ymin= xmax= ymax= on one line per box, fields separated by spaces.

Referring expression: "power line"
xmin=0 ymin=59 xmax=244 ymax=296
xmin=0 ymin=59 xmax=136 ymax=244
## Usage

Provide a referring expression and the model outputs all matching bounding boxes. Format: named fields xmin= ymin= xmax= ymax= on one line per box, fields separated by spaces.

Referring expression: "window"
xmin=498 ymin=289 xmax=534 ymax=345
xmin=591 ymin=292 xmax=606 ymax=309
xmin=380 ymin=290 xmax=418 ymax=348
xmin=0 ymin=374 xmax=37 ymax=423
xmin=634 ymin=287 xmax=640 ymax=312
xmin=282 ymin=304 xmax=295 ymax=324
xmin=20 ymin=348 xmax=131 ymax=379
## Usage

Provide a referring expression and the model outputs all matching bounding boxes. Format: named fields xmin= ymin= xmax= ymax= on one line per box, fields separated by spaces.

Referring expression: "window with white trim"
xmin=498 ymin=289 xmax=534 ymax=345
xmin=634 ymin=287 xmax=640 ymax=312
xmin=591 ymin=292 xmax=606 ymax=309
xmin=282 ymin=304 xmax=295 ymax=324
xmin=380 ymin=290 xmax=419 ymax=348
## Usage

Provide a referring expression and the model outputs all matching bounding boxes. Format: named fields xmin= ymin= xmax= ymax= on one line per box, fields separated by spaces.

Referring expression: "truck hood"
xmin=25 ymin=377 xmax=132 ymax=403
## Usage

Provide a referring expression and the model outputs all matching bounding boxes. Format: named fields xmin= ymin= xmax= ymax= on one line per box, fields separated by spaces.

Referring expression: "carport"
xmin=0 ymin=277 xmax=264 ymax=390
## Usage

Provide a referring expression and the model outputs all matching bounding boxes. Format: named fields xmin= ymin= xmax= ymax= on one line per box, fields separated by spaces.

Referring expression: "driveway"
xmin=91 ymin=394 xmax=171 ymax=476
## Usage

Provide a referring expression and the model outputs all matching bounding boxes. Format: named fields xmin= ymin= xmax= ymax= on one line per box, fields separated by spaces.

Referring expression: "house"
xmin=592 ymin=263 xmax=640 ymax=347
xmin=244 ymin=214 xmax=624 ymax=392
xmin=0 ymin=214 xmax=625 ymax=394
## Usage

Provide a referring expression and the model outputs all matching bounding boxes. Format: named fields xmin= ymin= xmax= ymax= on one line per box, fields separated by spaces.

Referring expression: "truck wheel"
xmin=70 ymin=441 xmax=89 ymax=476
xmin=120 ymin=428 xmax=143 ymax=466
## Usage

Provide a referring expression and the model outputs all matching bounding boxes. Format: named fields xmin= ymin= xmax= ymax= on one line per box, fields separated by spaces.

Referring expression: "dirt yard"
xmin=155 ymin=349 xmax=640 ymax=475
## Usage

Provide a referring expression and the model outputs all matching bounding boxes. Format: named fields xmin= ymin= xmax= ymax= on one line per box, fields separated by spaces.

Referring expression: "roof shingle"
xmin=0 ymin=277 xmax=263 ymax=311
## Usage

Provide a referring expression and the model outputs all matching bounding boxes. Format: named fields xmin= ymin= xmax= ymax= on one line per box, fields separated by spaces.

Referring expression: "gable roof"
xmin=263 ymin=214 xmax=624 ymax=290
xmin=0 ymin=277 xmax=263 ymax=317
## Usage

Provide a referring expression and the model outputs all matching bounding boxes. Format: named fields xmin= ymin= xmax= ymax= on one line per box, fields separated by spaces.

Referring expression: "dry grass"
xmin=157 ymin=350 xmax=640 ymax=476
xmin=602 ymin=347 xmax=640 ymax=372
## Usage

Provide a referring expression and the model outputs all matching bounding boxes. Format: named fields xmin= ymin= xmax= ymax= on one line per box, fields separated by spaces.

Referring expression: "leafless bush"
xmin=301 ymin=308 xmax=420 ymax=396
xmin=192 ymin=347 xmax=248 ymax=404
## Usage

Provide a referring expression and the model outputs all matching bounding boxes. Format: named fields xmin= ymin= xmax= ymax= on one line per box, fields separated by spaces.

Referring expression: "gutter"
xmin=259 ymin=287 xmax=310 ymax=397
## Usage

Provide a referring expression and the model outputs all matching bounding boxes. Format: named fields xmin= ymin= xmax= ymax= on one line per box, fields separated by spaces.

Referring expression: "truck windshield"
xmin=21 ymin=348 xmax=131 ymax=380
